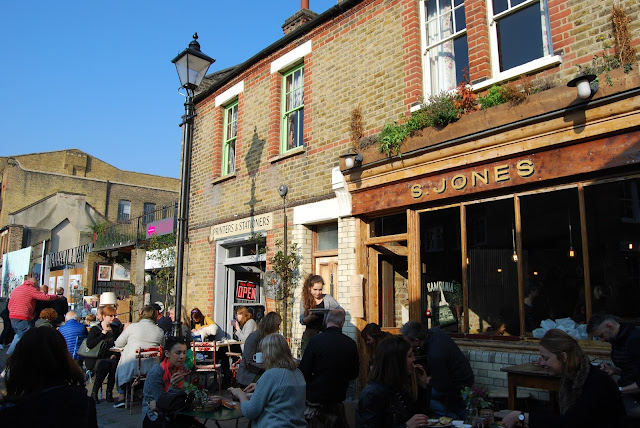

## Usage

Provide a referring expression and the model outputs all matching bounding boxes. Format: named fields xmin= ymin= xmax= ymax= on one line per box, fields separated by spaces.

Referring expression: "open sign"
xmin=236 ymin=280 xmax=257 ymax=301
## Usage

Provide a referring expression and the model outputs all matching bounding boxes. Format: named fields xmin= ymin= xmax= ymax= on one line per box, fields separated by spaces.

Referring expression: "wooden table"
xmin=180 ymin=402 xmax=244 ymax=428
xmin=500 ymin=363 xmax=561 ymax=412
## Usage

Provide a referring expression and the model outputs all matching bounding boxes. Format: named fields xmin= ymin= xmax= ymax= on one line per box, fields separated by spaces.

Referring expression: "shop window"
xmin=489 ymin=0 xmax=552 ymax=72
xmin=371 ymin=213 xmax=407 ymax=237
xmin=466 ymin=199 xmax=518 ymax=335
xmin=281 ymin=64 xmax=304 ymax=152
xmin=223 ymin=101 xmax=238 ymax=175
xmin=227 ymin=240 xmax=265 ymax=258
xmin=379 ymin=255 xmax=409 ymax=328
xmin=420 ymin=207 xmax=462 ymax=333
xmin=315 ymin=223 xmax=338 ymax=251
xmin=621 ymin=181 xmax=640 ymax=222
xmin=520 ymin=189 xmax=583 ymax=331
xmin=117 ymin=200 xmax=130 ymax=222
xmin=421 ymin=0 xmax=469 ymax=96
xmin=586 ymin=179 xmax=640 ymax=318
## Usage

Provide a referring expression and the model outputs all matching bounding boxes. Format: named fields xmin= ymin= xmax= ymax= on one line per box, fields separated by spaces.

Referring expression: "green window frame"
xmin=281 ymin=64 xmax=304 ymax=152
xmin=222 ymin=101 xmax=238 ymax=175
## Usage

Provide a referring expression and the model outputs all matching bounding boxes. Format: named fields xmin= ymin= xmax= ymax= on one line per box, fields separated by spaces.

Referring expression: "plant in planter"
xmin=265 ymin=240 xmax=301 ymax=341
xmin=461 ymin=385 xmax=491 ymax=419
xmin=378 ymin=121 xmax=409 ymax=157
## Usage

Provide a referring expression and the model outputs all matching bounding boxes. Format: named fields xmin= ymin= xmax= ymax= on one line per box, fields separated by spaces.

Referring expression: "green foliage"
xmin=267 ymin=240 xmax=301 ymax=340
xmin=461 ymin=386 xmax=491 ymax=410
xmin=146 ymin=233 xmax=177 ymax=308
xmin=577 ymin=41 xmax=635 ymax=88
xmin=423 ymin=92 xmax=460 ymax=127
xmin=405 ymin=108 xmax=430 ymax=133
xmin=378 ymin=122 xmax=408 ymax=157
xmin=478 ymin=85 xmax=507 ymax=109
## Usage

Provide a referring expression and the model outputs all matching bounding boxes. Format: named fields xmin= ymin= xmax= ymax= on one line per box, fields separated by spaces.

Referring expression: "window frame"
xmin=117 ymin=199 xmax=131 ymax=223
xmin=419 ymin=0 xmax=469 ymax=97
xmin=487 ymin=0 xmax=553 ymax=77
xmin=222 ymin=100 xmax=239 ymax=176
xmin=280 ymin=63 xmax=305 ymax=153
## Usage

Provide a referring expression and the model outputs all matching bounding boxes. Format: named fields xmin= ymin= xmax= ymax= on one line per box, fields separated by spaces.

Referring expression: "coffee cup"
xmin=253 ymin=352 xmax=263 ymax=364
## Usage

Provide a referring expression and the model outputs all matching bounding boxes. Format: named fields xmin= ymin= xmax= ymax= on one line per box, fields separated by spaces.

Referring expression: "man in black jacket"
xmin=588 ymin=313 xmax=640 ymax=417
xmin=401 ymin=321 xmax=474 ymax=419
xmin=299 ymin=309 xmax=359 ymax=428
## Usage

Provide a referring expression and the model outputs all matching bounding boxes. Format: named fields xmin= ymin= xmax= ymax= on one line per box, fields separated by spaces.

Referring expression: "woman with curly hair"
xmin=0 ymin=327 xmax=97 ymax=426
xmin=231 ymin=306 xmax=257 ymax=350
xmin=299 ymin=274 xmax=341 ymax=353
xmin=35 ymin=307 xmax=58 ymax=328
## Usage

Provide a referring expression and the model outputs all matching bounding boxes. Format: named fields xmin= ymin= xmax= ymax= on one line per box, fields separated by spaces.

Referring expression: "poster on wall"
xmin=56 ymin=275 xmax=65 ymax=293
xmin=70 ymin=274 xmax=82 ymax=291
xmin=1 ymin=247 xmax=32 ymax=297
xmin=112 ymin=263 xmax=131 ymax=281
xmin=97 ymin=265 xmax=112 ymax=281
xmin=49 ymin=277 xmax=56 ymax=289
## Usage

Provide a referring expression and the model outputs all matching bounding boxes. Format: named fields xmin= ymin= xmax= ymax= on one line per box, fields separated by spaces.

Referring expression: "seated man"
xmin=587 ymin=313 xmax=640 ymax=418
xmin=58 ymin=311 xmax=88 ymax=364
xmin=401 ymin=321 xmax=473 ymax=419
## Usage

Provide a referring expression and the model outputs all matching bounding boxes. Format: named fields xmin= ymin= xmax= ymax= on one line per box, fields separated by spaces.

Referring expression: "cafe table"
xmin=500 ymin=362 xmax=561 ymax=412
xmin=180 ymin=401 xmax=245 ymax=428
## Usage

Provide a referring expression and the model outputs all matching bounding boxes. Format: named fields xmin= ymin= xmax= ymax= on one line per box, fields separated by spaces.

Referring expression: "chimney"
xmin=282 ymin=0 xmax=319 ymax=35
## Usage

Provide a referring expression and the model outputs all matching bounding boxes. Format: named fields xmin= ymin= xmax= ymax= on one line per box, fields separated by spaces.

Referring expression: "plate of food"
xmin=427 ymin=416 xmax=454 ymax=427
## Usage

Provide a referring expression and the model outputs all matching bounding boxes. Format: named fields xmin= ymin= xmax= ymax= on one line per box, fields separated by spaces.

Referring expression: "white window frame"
xmin=487 ymin=0 xmax=554 ymax=78
xmin=222 ymin=100 xmax=238 ymax=176
xmin=419 ymin=0 xmax=468 ymax=97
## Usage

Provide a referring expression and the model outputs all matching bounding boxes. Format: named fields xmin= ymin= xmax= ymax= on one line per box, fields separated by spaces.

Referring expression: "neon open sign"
xmin=236 ymin=280 xmax=257 ymax=301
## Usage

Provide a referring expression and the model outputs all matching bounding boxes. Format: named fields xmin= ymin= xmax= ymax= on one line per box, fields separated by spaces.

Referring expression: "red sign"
xmin=236 ymin=280 xmax=257 ymax=301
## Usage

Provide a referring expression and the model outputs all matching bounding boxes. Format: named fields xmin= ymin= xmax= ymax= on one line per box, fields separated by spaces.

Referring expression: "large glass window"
xmin=422 ymin=0 xmax=469 ymax=95
xmin=117 ymin=200 xmax=130 ymax=222
xmin=223 ymin=101 xmax=238 ymax=175
xmin=585 ymin=179 xmax=640 ymax=317
xmin=520 ymin=189 xmax=583 ymax=331
xmin=421 ymin=207 xmax=462 ymax=332
xmin=490 ymin=0 xmax=551 ymax=72
xmin=281 ymin=65 xmax=304 ymax=152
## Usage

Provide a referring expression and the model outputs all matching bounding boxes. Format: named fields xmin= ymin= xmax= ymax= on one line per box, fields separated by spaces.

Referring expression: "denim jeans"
xmin=7 ymin=319 xmax=32 ymax=355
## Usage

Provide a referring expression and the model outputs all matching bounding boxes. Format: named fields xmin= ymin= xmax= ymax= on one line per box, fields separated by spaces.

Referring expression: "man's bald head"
xmin=65 ymin=311 xmax=79 ymax=322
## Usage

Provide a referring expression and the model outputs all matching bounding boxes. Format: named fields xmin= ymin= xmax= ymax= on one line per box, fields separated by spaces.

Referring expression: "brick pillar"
xmin=338 ymin=216 xmax=357 ymax=339
xmin=130 ymin=248 xmax=147 ymax=317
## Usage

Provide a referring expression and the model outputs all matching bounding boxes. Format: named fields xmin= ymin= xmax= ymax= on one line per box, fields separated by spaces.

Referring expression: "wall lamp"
xmin=340 ymin=147 xmax=363 ymax=169
xmin=567 ymin=74 xmax=597 ymax=99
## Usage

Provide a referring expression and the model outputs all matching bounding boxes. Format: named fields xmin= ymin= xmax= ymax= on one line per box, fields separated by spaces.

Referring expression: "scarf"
xmin=558 ymin=354 xmax=591 ymax=414
xmin=160 ymin=359 xmax=184 ymax=392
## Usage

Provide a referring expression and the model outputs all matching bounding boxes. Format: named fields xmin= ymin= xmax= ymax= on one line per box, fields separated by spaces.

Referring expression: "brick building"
xmin=0 ymin=149 xmax=179 ymax=299
xmin=184 ymin=0 xmax=639 ymax=395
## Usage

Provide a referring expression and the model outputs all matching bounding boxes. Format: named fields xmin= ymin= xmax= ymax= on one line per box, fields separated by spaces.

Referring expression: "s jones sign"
xmin=235 ymin=280 xmax=257 ymax=302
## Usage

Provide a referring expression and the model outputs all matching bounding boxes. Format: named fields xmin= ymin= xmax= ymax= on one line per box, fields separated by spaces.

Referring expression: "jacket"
xmin=59 ymin=319 xmax=89 ymax=360
xmin=356 ymin=382 xmax=430 ymax=428
xmin=114 ymin=319 xmax=164 ymax=388
xmin=8 ymin=280 xmax=59 ymax=321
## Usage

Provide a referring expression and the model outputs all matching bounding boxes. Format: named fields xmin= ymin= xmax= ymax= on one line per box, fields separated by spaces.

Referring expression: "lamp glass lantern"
xmin=172 ymin=33 xmax=216 ymax=90
xmin=340 ymin=148 xmax=363 ymax=169
xmin=567 ymin=74 xmax=597 ymax=99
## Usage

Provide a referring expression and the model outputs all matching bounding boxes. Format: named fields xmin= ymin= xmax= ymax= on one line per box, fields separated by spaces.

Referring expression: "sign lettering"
xmin=235 ymin=280 xmax=257 ymax=302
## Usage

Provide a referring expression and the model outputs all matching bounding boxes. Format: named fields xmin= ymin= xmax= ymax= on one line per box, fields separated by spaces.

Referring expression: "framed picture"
xmin=112 ymin=263 xmax=131 ymax=281
xmin=97 ymin=265 xmax=112 ymax=282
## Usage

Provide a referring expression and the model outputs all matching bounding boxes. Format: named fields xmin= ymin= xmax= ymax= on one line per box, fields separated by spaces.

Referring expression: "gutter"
xmin=194 ymin=0 xmax=364 ymax=104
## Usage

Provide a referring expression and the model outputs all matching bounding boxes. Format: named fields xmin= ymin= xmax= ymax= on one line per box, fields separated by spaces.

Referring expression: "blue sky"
xmin=0 ymin=1 xmax=338 ymax=178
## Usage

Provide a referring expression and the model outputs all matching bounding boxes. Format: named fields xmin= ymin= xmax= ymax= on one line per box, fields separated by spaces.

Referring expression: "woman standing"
xmin=502 ymin=329 xmax=627 ymax=428
xmin=231 ymin=306 xmax=257 ymax=349
xmin=229 ymin=333 xmax=306 ymax=428
xmin=114 ymin=306 xmax=164 ymax=398
xmin=235 ymin=312 xmax=282 ymax=388
xmin=299 ymin=274 xmax=341 ymax=352
xmin=86 ymin=305 xmax=121 ymax=404
xmin=141 ymin=336 xmax=203 ymax=427
xmin=356 ymin=336 xmax=431 ymax=428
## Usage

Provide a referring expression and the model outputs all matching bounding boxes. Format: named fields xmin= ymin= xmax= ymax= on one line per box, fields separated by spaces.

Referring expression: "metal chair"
xmin=192 ymin=341 xmax=222 ymax=390
xmin=128 ymin=346 xmax=163 ymax=414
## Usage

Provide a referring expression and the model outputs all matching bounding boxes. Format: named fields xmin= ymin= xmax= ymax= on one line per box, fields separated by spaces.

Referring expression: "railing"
xmin=94 ymin=202 xmax=178 ymax=251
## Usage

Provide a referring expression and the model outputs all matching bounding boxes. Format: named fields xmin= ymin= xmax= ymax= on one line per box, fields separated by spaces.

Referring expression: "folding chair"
xmin=192 ymin=341 xmax=222 ymax=390
xmin=128 ymin=346 xmax=162 ymax=414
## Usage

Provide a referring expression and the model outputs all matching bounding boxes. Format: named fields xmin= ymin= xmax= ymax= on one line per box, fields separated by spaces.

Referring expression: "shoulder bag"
xmin=77 ymin=338 xmax=106 ymax=359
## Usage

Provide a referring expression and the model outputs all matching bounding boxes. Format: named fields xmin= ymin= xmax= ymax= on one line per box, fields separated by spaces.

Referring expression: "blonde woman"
xmin=229 ymin=333 xmax=306 ymax=427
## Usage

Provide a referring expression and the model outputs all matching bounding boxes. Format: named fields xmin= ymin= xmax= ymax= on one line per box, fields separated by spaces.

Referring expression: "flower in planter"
xmin=461 ymin=385 xmax=491 ymax=411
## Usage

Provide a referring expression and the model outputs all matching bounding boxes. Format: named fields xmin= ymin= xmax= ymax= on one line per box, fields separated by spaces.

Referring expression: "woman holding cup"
xmin=230 ymin=306 xmax=257 ymax=350
xmin=235 ymin=312 xmax=282 ymax=388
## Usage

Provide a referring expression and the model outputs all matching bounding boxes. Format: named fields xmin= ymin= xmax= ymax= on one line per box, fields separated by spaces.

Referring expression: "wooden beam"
xmin=365 ymin=233 xmax=408 ymax=245
xmin=374 ymin=243 xmax=408 ymax=257
xmin=514 ymin=195 xmax=525 ymax=337
xmin=578 ymin=184 xmax=592 ymax=320
xmin=460 ymin=204 xmax=469 ymax=333
xmin=408 ymin=209 xmax=421 ymax=322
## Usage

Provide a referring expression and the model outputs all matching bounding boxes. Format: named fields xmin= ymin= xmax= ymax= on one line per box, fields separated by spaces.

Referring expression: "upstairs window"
xmin=117 ymin=200 xmax=130 ymax=222
xmin=489 ymin=0 xmax=552 ymax=72
xmin=422 ymin=0 xmax=468 ymax=95
xmin=223 ymin=101 xmax=238 ymax=175
xmin=281 ymin=64 xmax=304 ymax=152
xmin=143 ymin=203 xmax=155 ymax=225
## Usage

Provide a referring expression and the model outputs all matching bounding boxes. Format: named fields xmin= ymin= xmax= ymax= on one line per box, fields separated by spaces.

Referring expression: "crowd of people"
xmin=1 ymin=274 xmax=639 ymax=428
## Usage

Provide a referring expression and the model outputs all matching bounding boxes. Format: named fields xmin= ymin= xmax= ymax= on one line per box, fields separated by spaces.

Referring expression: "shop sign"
xmin=235 ymin=280 xmax=257 ymax=301
xmin=209 ymin=213 xmax=273 ymax=241
xmin=49 ymin=243 xmax=93 ymax=268
xmin=425 ymin=281 xmax=457 ymax=293
xmin=146 ymin=217 xmax=174 ymax=238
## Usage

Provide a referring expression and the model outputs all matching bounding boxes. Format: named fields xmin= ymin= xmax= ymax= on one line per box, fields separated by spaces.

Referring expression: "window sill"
xmin=211 ymin=173 xmax=236 ymax=186
xmin=269 ymin=146 xmax=305 ymax=163
xmin=471 ymin=55 xmax=563 ymax=92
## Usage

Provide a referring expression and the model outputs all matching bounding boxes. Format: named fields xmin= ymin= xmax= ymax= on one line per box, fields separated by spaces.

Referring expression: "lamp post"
xmin=171 ymin=33 xmax=215 ymax=337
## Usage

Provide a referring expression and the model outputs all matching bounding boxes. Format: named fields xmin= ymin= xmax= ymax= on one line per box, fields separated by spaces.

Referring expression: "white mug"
xmin=253 ymin=352 xmax=263 ymax=364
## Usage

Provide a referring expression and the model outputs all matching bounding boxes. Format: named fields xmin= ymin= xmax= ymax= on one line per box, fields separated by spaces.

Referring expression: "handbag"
xmin=77 ymin=338 xmax=106 ymax=359
xmin=156 ymin=388 xmax=189 ymax=414
xmin=437 ymin=285 xmax=457 ymax=327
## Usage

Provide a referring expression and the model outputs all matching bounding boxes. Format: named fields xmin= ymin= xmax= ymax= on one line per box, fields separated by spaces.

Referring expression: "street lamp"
xmin=171 ymin=33 xmax=215 ymax=337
